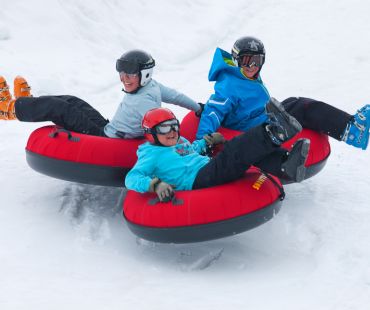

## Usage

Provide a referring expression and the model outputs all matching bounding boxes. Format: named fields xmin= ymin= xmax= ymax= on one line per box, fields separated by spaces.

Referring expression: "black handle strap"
xmin=259 ymin=169 xmax=286 ymax=201
xmin=48 ymin=128 xmax=80 ymax=142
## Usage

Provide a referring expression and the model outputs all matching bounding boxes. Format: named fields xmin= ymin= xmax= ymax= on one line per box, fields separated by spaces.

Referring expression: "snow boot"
xmin=265 ymin=97 xmax=302 ymax=145
xmin=14 ymin=75 xmax=32 ymax=99
xmin=0 ymin=76 xmax=16 ymax=120
xmin=281 ymin=138 xmax=310 ymax=183
xmin=342 ymin=104 xmax=370 ymax=150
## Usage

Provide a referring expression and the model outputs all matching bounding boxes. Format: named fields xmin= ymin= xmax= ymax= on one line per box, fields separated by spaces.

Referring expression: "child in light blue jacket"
xmin=125 ymin=105 xmax=309 ymax=202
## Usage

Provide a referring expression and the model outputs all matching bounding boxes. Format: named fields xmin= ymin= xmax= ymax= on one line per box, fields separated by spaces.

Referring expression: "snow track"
xmin=1 ymin=1 xmax=370 ymax=309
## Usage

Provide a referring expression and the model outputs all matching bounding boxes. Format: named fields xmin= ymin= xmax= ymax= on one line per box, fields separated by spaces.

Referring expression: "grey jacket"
xmin=104 ymin=79 xmax=199 ymax=138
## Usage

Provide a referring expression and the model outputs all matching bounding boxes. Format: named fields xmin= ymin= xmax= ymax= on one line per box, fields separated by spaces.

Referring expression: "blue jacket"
xmin=125 ymin=137 xmax=209 ymax=192
xmin=196 ymin=48 xmax=270 ymax=139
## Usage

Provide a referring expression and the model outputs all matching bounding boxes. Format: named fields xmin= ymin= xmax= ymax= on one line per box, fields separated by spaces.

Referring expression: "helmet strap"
xmin=253 ymin=67 xmax=262 ymax=79
xmin=121 ymin=86 xmax=141 ymax=94
xmin=152 ymin=132 xmax=163 ymax=146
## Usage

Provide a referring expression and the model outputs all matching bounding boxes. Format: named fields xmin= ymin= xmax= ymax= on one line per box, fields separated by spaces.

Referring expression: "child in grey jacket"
xmin=1 ymin=50 xmax=202 ymax=138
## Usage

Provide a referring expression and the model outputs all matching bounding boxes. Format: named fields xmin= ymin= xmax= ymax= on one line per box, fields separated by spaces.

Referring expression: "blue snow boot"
xmin=342 ymin=104 xmax=370 ymax=150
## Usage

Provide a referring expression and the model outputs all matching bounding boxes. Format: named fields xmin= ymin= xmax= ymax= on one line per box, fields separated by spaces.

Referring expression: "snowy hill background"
xmin=1 ymin=0 xmax=370 ymax=309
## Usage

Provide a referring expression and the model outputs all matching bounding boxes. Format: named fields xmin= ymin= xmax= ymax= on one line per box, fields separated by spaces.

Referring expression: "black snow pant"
xmin=192 ymin=125 xmax=285 ymax=189
xmin=192 ymin=97 xmax=353 ymax=189
xmin=282 ymin=97 xmax=352 ymax=141
xmin=14 ymin=95 xmax=109 ymax=136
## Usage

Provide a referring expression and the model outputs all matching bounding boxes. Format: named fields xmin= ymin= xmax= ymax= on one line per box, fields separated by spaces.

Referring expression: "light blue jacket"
xmin=125 ymin=137 xmax=209 ymax=192
xmin=104 ymin=79 xmax=199 ymax=138
xmin=196 ymin=48 xmax=270 ymax=139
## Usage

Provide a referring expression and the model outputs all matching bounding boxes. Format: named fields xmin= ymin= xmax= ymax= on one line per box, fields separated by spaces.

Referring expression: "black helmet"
xmin=231 ymin=36 xmax=265 ymax=68
xmin=116 ymin=49 xmax=155 ymax=86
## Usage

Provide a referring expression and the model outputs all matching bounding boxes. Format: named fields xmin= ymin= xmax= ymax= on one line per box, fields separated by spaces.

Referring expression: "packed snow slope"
xmin=1 ymin=0 xmax=370 ymax=309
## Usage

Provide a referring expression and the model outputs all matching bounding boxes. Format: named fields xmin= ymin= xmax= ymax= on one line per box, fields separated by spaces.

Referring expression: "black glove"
xmin=195 ymin=102 xmax=205 ymax=118
xmin=154 ymin=181 xmax=175 ymax=202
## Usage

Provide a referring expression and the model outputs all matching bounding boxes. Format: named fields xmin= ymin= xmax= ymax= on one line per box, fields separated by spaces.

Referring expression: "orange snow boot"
xmin=0 ymin=76 xmax=16 ymax=120
xmin=14 ymin=75 xmax=32 ymax=99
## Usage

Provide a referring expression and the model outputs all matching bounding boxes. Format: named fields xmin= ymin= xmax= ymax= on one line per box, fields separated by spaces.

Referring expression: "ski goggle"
xmin=154 ymin=120 xmax=180 ymax=134
xmin=116 ymin=58 xmax=155 ymax=74
xmin=238 ymin=54 xmax=265 ymax=68
xmin=116 ymin=59 xmax=141 ymax=74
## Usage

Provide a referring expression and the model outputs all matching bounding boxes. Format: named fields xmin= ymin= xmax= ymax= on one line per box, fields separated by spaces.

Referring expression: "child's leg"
xmin=193 ymin=98 xmax=310 ymax=189
xmin=281 ymin=97 xmax=352 ymax=140
xmin=256 ymin=139 xmax=310 ymax=182
xmin=56 ymin=95 xmax=109 ymax=128
xmin=192 ymin=125 xmax=277 ymax=189
xmin=253 ymin=147 xmax=287 ymax=176
xmin=15 ymin=96 xmax=106 ymax=136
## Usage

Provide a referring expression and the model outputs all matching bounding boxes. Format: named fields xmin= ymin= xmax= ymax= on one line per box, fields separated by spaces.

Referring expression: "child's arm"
xmin=125 ymin=153 xmax=156 ymax=193
xmin=195 ymin=95 xmax=235 ymax=139
xmin=191 ymin=138 xmax=208 ymax=155
xmin=158 ymin=82 xmax=201 ymax=112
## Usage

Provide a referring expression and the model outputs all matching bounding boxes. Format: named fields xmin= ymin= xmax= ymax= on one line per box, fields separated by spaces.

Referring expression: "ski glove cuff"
xmin=195 ymin=102 xmax=205 ymax=118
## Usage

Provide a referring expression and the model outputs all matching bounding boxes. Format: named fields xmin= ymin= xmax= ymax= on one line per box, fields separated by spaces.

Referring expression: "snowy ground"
xmin=1 ymin=0 xmax=370 ymax=309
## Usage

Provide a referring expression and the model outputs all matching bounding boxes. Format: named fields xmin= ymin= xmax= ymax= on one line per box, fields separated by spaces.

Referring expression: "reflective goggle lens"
xmin=239 ymin=54 xmax=264 ymax=68
xmin=116 ymin=59 xmax=140 ymax=74
xmin=154 ymin=120 xmax=180 ymax=134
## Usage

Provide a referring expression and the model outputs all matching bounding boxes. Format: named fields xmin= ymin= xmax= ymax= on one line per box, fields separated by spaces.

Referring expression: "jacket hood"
xmin=208 ymin=48 xmax=244 ymax=82
xmin=208 ymin=48 xmax=263 ymax=83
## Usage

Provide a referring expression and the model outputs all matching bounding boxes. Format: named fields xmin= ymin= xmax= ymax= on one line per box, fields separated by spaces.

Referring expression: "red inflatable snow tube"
xmin=25 ymin=126 xmax=284 ymax=243
xmin=25 ymin=126 xmax=145 ymax=187
xmin=123 ymin=167 xmax=284 ymax=243
xmin=180 ymin=112 xmax=331 ymax=183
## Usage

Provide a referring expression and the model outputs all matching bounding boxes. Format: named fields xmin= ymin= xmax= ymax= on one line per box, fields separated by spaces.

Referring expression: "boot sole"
xmin=294 ymin=139 xmax=310 ymax=182
xmin=282 ymin=139 xmax=310 ymax=183
xmin=267 ymin=98 xmax=303 ymax=137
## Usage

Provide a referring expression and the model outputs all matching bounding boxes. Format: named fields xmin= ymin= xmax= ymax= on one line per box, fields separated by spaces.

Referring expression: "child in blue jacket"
xmin=125 ymin=104 xmax=309 ymax=202
xmin=197 ymin=36 xmax=370 ymax=150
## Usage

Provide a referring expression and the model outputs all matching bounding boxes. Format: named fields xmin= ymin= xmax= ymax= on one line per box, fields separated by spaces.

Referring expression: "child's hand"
xmin=155 ymin=181 xmax=175 ymax=202
xmin=204 ymin=133 xmax=225 ymax=146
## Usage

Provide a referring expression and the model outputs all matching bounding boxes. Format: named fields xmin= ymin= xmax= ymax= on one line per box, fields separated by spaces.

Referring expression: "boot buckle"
xmin=0 ymin=86 xmax=9 ymax=92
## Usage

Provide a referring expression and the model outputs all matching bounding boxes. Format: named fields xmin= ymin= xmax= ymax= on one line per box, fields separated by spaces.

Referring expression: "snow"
xmin=1 ymin=0 xmax=370 ymax=309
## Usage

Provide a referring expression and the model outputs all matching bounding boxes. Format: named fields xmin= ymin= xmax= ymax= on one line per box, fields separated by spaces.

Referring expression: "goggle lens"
xmin=154 ymin=120 xmax=180 ymax=134
xmin=239 ymin=54 xmax=264 ymax=68
xmin=116 ymin=59 xmax=140 ymax=74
